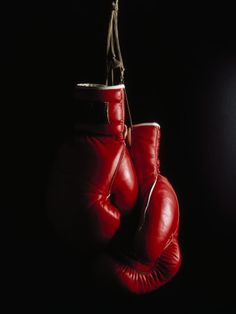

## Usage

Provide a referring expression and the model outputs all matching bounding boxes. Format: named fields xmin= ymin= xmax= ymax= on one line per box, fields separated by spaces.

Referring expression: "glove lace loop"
xmin=106 ymin=0 xmax=133 ymax=142
xmin=106 ymin=0 xmax=124 ymax=86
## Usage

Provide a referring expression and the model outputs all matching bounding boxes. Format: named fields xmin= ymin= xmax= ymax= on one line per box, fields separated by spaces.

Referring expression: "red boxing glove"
xmin=93 ymin=123 xmax=181 ymax=294
xmin=47 ymin=84 xmax=138 ymax=253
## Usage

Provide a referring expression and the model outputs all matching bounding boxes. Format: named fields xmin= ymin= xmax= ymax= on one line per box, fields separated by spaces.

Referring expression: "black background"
xmin=3 ymin=1 xmax=236 ymax=312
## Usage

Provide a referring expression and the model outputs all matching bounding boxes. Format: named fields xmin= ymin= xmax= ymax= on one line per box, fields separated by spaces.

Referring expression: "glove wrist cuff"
xmin=130 ymin=123 xmax=161 ymax=180
xmin=74 ymin=83 xmax=125 ymax=138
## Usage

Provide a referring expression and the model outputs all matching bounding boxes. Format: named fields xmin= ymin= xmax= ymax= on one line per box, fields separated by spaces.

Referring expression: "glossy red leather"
xmin=47 ymin=85 xmax=138 ymax=252
xmin=93 ymin=123 xmax=181 ymax=294
xmin=74 ymin=85 xmax=125 ymax=139
xmin=130 ymin=124 xmax=179 ymax=264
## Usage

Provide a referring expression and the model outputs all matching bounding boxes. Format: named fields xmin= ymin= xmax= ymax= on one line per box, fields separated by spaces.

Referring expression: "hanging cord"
xmin=106 ymin=1 xmax=133 ymax=144
xmin=106 ymin=0 xmax=125 ymax=85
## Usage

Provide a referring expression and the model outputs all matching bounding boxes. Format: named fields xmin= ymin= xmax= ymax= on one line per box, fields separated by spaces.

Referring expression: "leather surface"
xmin=74 ymin=87 xmax=125 ymax=139
xmin=92 ymin=124 xmax=181 ymax=294
xmin=47 ymin=86 xmax=138 ymax=253
xmin=130 ymin=125 xmax=179 ymax=263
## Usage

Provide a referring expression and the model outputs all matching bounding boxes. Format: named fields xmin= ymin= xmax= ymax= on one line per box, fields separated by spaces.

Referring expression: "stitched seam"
xmin=107 ymin=144 xmax=125 ymax=196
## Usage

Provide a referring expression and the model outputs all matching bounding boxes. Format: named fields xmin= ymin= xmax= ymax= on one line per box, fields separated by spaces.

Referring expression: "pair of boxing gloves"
xmin=47 ymin=84 xmax=181 ymax=294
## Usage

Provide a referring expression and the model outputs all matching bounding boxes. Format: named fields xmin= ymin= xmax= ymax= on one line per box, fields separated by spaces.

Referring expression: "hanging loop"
xmin=106 ymin=0 xmax=125 ymax=85
xmin=105 ymin=1 xmax=133 ymax=146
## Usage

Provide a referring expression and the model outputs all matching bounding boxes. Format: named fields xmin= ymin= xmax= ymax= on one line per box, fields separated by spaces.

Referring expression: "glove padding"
xmin=47 ymin=84 xmax=138 ymax=254
xmin=92 ymin=123 xmax=181 ymax=294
